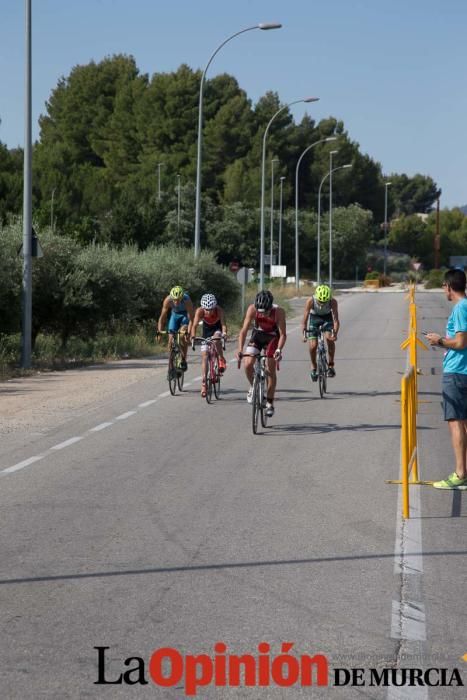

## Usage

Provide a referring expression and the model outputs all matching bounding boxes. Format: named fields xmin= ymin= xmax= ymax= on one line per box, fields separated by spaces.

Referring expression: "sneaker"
xmin=247 ymin=387 xmax=254 ymax=404
xmin=218 ymin=357 xmax=227 ymax=374
xmin=265 ymin=402 xmax=275 ymax=417
xmin=180 ymin=359 xmax=188 ymax=372
xmin=327 ymin=366 xmax=336 ymax=378
xmin=433 ymin=472 xmax=467 ymax=490
xmin=310 ymin=369 xmax=318 ymax=382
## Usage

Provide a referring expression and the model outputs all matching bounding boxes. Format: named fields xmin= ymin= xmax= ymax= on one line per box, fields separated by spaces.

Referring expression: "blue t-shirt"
xmin=443 ymin=297 xmax=467 ymax=375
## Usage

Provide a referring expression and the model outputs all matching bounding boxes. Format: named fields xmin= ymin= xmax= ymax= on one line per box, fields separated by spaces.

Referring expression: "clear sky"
xmin=1 ymin=0 xmax=466 ymax=208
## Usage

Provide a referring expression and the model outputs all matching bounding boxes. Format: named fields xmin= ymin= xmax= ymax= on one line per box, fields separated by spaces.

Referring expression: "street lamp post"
xmin=260 ymin=96 xmax=319 ymax=288
xmin=278 ymin=176 xmax=285 ymax=266
xmin=383 ymin=181 xmax=392 ymax=276
xmin=194 ymin=22 xmax=282 ymax=258
xmin=177 ymin=174 xmax=181 ymax=236
xmin=269 ymin=157 xmax=279 ymax=273
xmin=328 ymin=150 xmax=338 ymax=287
xmin=21 ymin=0 xmax=32 ymax=369
xmin=294 ymin=136 xmax=337 ymax=289
xmin=317 ymin=163 xmax=352 ymax=285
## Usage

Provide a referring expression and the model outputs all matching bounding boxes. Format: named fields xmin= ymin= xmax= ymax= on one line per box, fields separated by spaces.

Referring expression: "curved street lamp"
xmin=269 ymin=157 xmax=279 ymax=273
xmin=294 ymin=136 xmax=337 ymax=289
xmin=194 ymin=22 xmax=282 ymax=257
xmin=259 ymin=96 xmax=319 ymax=288
xmin=317 ymin=163 xmax=352 ymax=285
xmin=278 ymin=175 xmax=286 ymax=266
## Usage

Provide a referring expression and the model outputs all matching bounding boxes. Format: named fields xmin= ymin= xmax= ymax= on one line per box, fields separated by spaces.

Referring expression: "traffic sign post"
xmin=236 ymin=267 xmax=253 ymax=316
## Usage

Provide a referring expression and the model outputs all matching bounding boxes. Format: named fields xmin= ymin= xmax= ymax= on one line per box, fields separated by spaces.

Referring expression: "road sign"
xmin=229 ymin=260 xmax=240 ymax=272
xmin=270 ymin=265 xmax=286 ymax=278
xmin=412 ymin=262 xmax=422 ymax=271
xmin=236 ymin=267 xmax=254 ymax=284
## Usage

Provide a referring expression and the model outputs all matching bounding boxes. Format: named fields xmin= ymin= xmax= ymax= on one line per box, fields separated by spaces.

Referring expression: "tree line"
xmin=0 ymin=54 xmax=463 ymax=274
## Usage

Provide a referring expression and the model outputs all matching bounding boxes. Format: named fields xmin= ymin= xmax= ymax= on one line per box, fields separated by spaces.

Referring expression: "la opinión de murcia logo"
xmin=95 ymin=643 xmax=328 ymax=694
xmin=94 ymin=644 xmax=465 ymax=695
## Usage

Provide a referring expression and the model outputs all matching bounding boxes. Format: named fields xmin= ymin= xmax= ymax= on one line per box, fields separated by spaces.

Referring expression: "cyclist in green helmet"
xmin=301 ymin=284 xmax=340 ymax=381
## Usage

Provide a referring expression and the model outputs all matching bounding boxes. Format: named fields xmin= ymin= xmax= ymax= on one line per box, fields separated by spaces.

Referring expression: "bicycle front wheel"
xmin=252 ymin=377 xmax=260 ymax=434
xmin=318 ymin=354 xmax=325 ymax=398
xmin=168 ymin=350 xmax=178 ymax=395
xmin=177 ymin=366 xmax=184 ymax=392
xmin=204 ymin=362 xmax=213 ymax=404
xmin=259 ymin=376 xmax=268 ymax=428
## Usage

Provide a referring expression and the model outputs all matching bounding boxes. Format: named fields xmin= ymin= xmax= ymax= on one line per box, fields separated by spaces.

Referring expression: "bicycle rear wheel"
xmin=168 ymin=349 xmax=178 ymax=395
xmin=252 ymin=377 xmax=260 ymax=434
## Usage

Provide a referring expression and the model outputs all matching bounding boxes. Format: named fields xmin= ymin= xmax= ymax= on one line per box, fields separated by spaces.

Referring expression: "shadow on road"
xmin=0 ymin=548 xmax=465 ymax=586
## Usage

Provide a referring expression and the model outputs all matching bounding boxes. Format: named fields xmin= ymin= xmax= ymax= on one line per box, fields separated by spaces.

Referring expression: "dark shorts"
xmin=442 ymin=373 xmax=467 ymax=421
xmin=246 ymin=328 xmax=279 ymax=358
xmin=202 ymin=320 xmax=222 ymax=339
xmin=307 ymin=313 xmax=334 ymax=339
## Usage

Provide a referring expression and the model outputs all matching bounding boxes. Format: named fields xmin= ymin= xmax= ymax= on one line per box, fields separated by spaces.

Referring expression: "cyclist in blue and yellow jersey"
xmin=191 ymin=293 xmax=228 ymax=397
xmin=301 ymin=284 xmax=340 ymax=381
xmin=158 ymin=286 xmax=194 ymax=371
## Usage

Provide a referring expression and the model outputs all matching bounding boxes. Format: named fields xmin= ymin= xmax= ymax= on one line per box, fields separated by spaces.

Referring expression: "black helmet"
xmin=254 ymin=290 xmax=274 ymax=312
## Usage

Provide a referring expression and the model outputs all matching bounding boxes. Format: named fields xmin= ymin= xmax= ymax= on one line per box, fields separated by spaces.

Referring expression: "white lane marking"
xmin=138 ymin=399 xmax=158 ymax=408
xmin=115 ymin=410 xmax=137 ymax=421
xmin=3 ymin=455 xmax=46 ymax=473
xmin=394 ymin=485 xmax=423 ymax=574
xmin=3 ymin=338 xmax=290 ymax=474
xmin=391 ymin=600 xmax=426 ymax=641
xmin=89 ymin=422 xmax=113 ymax=432
xmin=388 ymin=343 xmax=427 ymax=700
xmin=50 ymin=437 xmax=83 ymax=451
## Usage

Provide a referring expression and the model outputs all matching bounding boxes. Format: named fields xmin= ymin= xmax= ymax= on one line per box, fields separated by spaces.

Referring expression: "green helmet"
xmin=169 ymin=286 xmax=184 ymax=301
xmin=314 ymin=284 xmax=332 ymax=303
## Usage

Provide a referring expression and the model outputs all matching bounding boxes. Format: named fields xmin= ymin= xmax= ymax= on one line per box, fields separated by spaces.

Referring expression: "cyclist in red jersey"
xmin=236 ymin=290 xmax=287 ymax=417
xmin=191 ymin=293 xmax=227 ymax=397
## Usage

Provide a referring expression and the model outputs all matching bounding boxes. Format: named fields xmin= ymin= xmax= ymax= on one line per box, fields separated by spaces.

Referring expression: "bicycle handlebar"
xmin=191 ymin=335 xmax=226 ymax=351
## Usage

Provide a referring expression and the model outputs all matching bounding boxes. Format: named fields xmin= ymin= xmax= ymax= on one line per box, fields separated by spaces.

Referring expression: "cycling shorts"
xmin=168 ymin=312 xmax=189 ymax=333
xmin=307 ymin=313 xmax=334 ymax=339
xmin=201 ymin=321 xmax=222 ymax=351
xmin=245 ymin=328 xmax=278 ymax=358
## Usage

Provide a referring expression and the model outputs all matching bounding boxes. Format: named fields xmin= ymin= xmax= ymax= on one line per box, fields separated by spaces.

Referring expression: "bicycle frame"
xmin=238 ymin=350 xmax=280 ymax=434
xmin=158 ymin=330 xmax=187 ymax=395
xmin=192 ymin=335 xmax=226 ymax=403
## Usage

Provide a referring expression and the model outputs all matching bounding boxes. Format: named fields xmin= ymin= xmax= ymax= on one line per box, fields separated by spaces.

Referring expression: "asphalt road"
xmin=0 ymin=291 xmax=465 ymax=699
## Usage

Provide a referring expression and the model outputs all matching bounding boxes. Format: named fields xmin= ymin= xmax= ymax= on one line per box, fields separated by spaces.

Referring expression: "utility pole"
xmin=434 ymin=195 xmax=441 ymax=269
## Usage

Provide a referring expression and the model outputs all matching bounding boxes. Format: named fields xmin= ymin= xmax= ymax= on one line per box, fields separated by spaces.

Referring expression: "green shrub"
xmin=365 ymin=271 xmax=380 ymax=280
xmin=424 ymin=269 xmax=446 ymax=289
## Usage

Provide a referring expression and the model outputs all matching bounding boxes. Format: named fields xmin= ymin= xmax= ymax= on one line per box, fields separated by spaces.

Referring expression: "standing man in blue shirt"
xmin=426 ymin=268 xmax=467 ymax=489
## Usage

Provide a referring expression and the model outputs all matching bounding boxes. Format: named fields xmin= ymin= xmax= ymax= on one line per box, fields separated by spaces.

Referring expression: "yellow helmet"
xmin=315 ymin=284 xmax=332 ymax=303
xmin=169 ymin=286 xmax=184 ymax=301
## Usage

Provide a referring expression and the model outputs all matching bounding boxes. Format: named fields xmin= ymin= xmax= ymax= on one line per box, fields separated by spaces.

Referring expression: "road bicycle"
xmin=157 ymin=330 xmax=187 ymax=395
xmin=304 ymin=327 xmax=330 ymax=398
xmin=191 ymin=335 xmax=226 ymax=403
xmin=238 ymin=351 xmax=280 ymax=434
